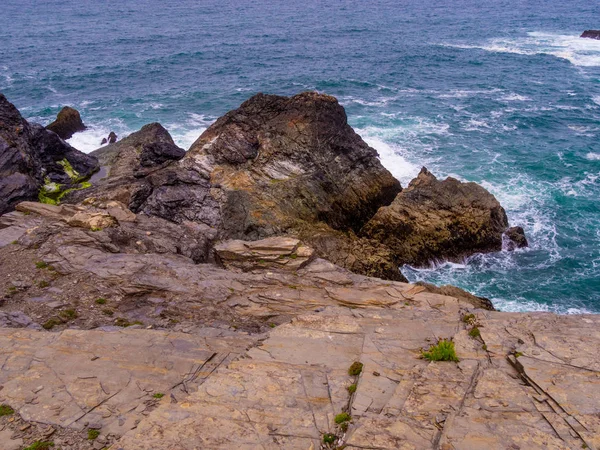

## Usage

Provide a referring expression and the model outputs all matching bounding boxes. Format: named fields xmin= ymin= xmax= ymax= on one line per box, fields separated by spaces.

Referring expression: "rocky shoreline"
xmin=1 ymin=92 xmax=597 ymax=450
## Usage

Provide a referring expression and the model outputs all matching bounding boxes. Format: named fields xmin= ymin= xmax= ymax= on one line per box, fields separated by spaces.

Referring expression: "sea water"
xmin=1 ymin=0 xmax=599 ymax=313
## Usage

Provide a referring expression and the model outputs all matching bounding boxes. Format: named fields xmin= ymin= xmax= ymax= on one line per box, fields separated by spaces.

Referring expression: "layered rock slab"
xmin=46 ymin=106 xmax=87 ymax=140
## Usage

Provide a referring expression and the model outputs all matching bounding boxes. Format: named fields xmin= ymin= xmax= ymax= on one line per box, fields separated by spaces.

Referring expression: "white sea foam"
xmin=499 ymin=93 xmax=531 ymax=102
xmin=586 ymin=152 xmax=600 ymax=161
xmin=362 ymin=136 xmax=421 ymax=186
xmin=444 ymin=31 xmax=600 ymax=67
xmin=67 ymin=127 xmax=117 ymax=153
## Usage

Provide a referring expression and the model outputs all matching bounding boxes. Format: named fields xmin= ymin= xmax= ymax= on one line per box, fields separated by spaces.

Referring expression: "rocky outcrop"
xmin=581 ymin=30 xmax=600 ymax=39
xmin=0 ymin=94 xmax=98 ymax=215
xmin=45 ymin=106 xmax=86 ymax=140
xmin=0 ymin=207 xmax=597 ymax=450
xmin=66 ymin=123 xmax=186 ymax=206
xmin=361 ymin=167 xmax=515 ymax=266
xmin=8 ymin=92 xmax=525 ymax=281
xmin=101 ymin=131 xmax=118 ymax=146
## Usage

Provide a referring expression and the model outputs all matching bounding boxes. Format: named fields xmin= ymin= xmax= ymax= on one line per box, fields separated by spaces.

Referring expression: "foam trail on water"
xmin=443 ymin=31 xmax=600 ymax=67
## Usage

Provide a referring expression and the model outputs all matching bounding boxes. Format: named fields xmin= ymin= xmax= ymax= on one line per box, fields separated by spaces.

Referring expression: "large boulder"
xmin=0 ymin=94 xmax=98 ymax=215
xmin=134 ymin=92 xmax=402 ymax=237
xmin=361 ymin=167 xmax=513 ymax=266
xmin=581 ymin=30 xmax=600 ymax=40
xmin=46 ymin=106 xmax=87 ymax=140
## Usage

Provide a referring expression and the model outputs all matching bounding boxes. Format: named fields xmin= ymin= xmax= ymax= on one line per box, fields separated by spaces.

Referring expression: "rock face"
xmin=581 ymin=30 xmax=600 ymax=39
xmin=66 ymin=123 xmax=186 ymax=206
xmin=0 ymin=94 xmax=98 ymax=215
xmin=504 ymin=225 xmax=528 ymax=250
xmin=0 ymin=207 xmax=597 ymax=450
xmin=45 ymin=106 xmax=87 ymax=140
xmin=12 ymin=92 xmax=525 ymax=281
xmin=361 ymin=167 xmax=511 ymax=265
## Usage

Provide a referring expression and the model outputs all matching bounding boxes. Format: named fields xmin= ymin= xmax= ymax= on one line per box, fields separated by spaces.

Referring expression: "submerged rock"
xmin=361 ymin=167 xmax=510 ymax=266
xmin=581 ymin=30 xmax=600 ymax=39
xmin=0 ymin=94 xmax=98 ymax=215
xmin=46 ymin=106 xmax=87 ymax=140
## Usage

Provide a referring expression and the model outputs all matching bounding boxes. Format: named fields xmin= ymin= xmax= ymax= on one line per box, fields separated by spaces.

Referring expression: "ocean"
xmin=1 ymin=0 xmax=599 ymax=313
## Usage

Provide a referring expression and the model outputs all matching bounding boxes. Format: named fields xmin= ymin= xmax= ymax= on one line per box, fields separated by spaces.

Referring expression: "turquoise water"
xmin=1 ymin=0 xmax=599 ymax=313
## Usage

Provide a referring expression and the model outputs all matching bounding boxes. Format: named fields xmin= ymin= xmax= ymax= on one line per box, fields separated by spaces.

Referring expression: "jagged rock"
xmin=72 ymin=93 xmax=402 ymax=280
xmin=108 ymin=131 xmax=117 ymax=144
xmin=503 ymin=226 xmax=528 ymax=250
xmin=0 ymin=311 xmax=41 ymax=329
xmin=46 ymin=106 xmax=86 ymax=140
xmin=139 ymin=141 xmax=186 ymax=168
xmin=66 ymin=123 xmax=185 ymax=205
xmin=214 ymin=237 xmax=314 ymax=271
xmin=0 ymin=94 xmax=98 ymax=215
xmin=101 ymin=137 xmax=107 ymax=145
xmin=581 ymin=30 xmax=600 ymax=39
xmin=361 ymin=167 xmax=512 ymax=266
xmin=66 ymin=211 xmax=117 ymax=230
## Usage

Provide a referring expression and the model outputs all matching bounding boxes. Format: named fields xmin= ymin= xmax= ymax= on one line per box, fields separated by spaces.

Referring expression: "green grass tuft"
xmin=334 ymin=412 xmax=351 ymax=424
xmin=0 ymin=404 xmax=15 ymax=416
xmin=23 ymin=441 xmax=54 ymax=450
xmin=95 ymin=297 xmax=107 ymax=305
xmin=35 ymin=261 xmax=49 ymax=269
xmin=323 ymin=433 xmax=336 ymax=444
xmin=348 ymin=361 xmax=363 ymax=376
xmin=87 ymin=429 xmax=100 ymax=440
xmin=347 ymin=383 xmax=357 ymax=394
xmin=515 ymin=352 xmax=523 ymax=358
xmin=42 ymin=318 xmax=62 ymax=330
xmin=468 ymin=327 xmax=481 ymax=338
xmin=60 ymin=309 xmax=78 ymax=320
xmin=38 ymin=280 xmax=50 ymax=288
xmin=153 ymin=393 xmax=165 ymax=399
xmin=422 ymin=339 xmax=459 ymax=362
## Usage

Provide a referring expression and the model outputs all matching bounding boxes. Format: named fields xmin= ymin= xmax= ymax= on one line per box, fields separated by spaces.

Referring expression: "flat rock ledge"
xmin=0 ymin=205 xmax=598 ymax=449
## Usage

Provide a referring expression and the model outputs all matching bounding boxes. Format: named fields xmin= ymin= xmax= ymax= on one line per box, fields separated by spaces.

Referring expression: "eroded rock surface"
xmin=0 ymin=206 xmax=596 ymax=450
xmin=581 ymin=30 xmax=600 ymax=39
xmin=0 ymin=94 xmax=98 ymax=215
xmin=361 ymin=167 xmax=515 ymax=266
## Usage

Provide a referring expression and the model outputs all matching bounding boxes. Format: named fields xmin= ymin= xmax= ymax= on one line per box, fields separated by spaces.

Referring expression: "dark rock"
xmin=581 ymin=30 xmax=600 ymax=40
xmin=0 ymin=94 xmax=99 ymax=215
xmin=65 ymin=123 xmax=184 ymax=205
xmin=101 ymin=138 xmax=107 ymax=145
xmin=46 ymin=106 xmax=87 ymax=140
xmin=108 ymin=131 xmax=117 ymax=144
xmin=503 ymin=226 xmax=528 ymax=250
xmin=139 ymin=141 xmax=186 ymax=168
xmin=360 ymin=167 xmax=510 ymax=266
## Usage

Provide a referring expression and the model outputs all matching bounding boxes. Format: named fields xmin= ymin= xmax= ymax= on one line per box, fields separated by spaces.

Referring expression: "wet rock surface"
xmin=46 ymin=106 xmax=87 ymax=140
xmin=581 ymin=30 xmax=600 ymax=39
xmin=0 ymin=94 xmax=98 ymax=215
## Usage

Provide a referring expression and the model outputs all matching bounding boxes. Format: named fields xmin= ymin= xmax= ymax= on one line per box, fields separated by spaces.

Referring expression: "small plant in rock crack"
xmin=347 ymin=383 xmax=357 ymax=394
xmin=95 ymin=297 xmax=107 ymax=305
xmin=60 ymin=309 xmax=78 ymax=320
xmin=322 ymin=433 xmax=337 ymax=444
xmin=422 ymin=339 xmax=459 ymax=362
xmin=87 ymin=429 xmax=100 ymax=440
xmin=38 ymin=280 xmax=50 ymax=288
xmin=335 ymin=412 xmax=351 ymax=424
xmin=0 ymin=404 xmax=15 ymax=416
xmin=468 ymin=327 xmax=481 ymax=339
xmin=153 ymin=393 xmax=165 ymax=399
xmin=462 ymin=313 xmax=476 ymax=325
xmin=35 ymin=261 xmax=49 ymax=269
xmin=23 ymin=442 xmax=54 ymax=450
xmin=348 ymin=361 xmax=363 ymax=376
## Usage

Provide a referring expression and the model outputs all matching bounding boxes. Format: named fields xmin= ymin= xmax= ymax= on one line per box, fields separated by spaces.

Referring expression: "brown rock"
xmin=46 ymin=106 xmax=87 ymax=140
xmin=361 ymin=167 xmax=510 ymax=266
